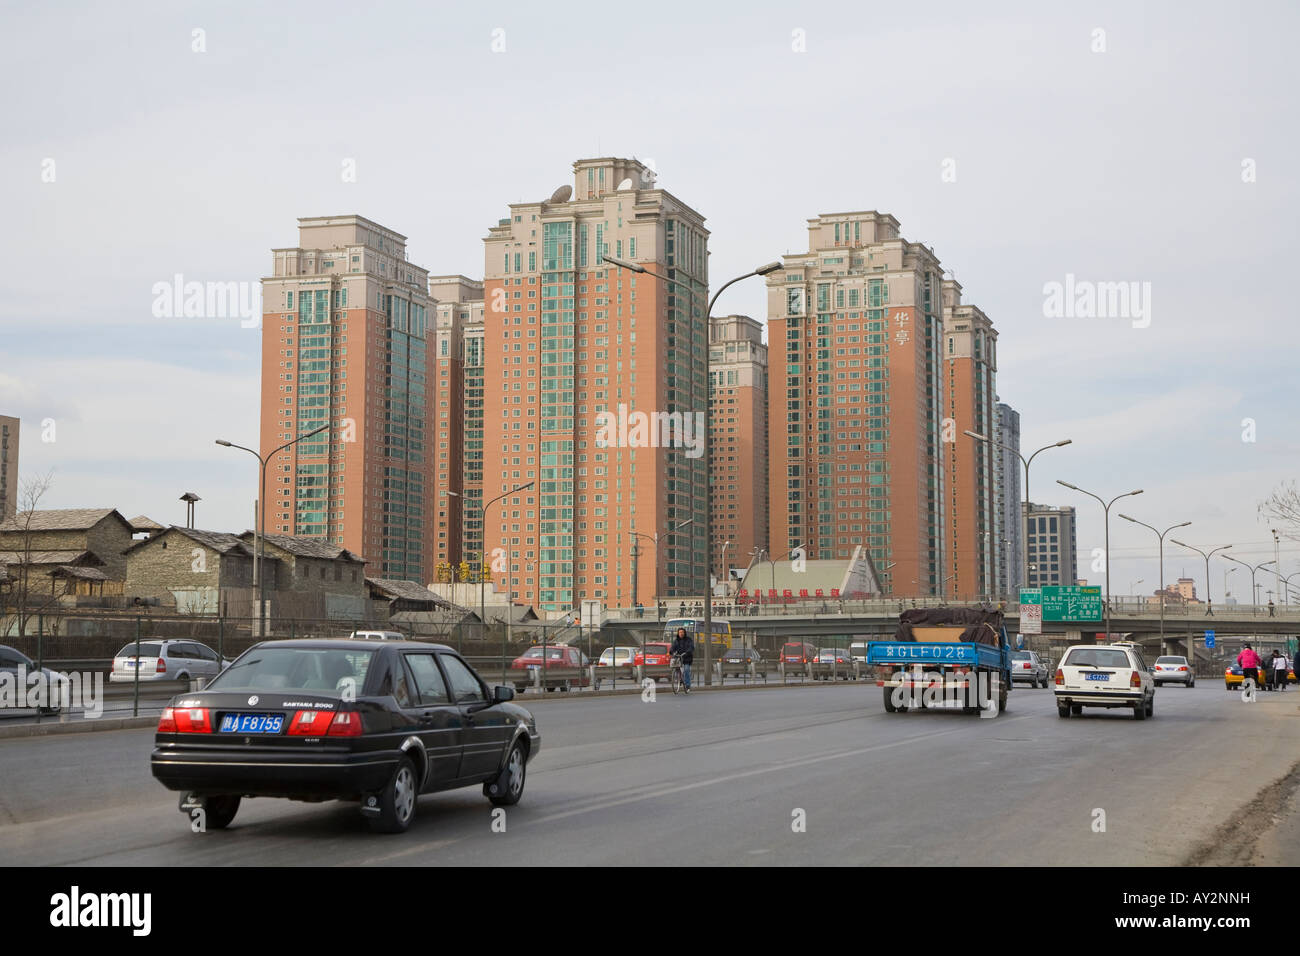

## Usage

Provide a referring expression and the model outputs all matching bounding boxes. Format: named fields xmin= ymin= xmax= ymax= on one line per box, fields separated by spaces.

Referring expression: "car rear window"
xmin=1011 ymin=651 xmax=1030 ymax=660
xmin=646 ymin=643 xmax=669 ymax=653
xmin=209 ymin=648 xmax=374 ymax=696
xmin=1064 ymin=648 xmax=1132 ymax=669
xmin=1155 ymin=657 xmax=1185 ymax=664
xmin=117 ymin=643 xmax=163 ymax=658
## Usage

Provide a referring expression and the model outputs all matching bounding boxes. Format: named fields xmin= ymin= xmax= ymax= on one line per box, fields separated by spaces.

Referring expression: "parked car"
xmin=0 ymin=644 xmax=63 ymax=716
xmin=1054 ymin=643 xmax=1154 ymax=720
xmin=720 ymin=646 xmax=767 ymax=677
xmin=508 ymin=645 xmax=590 ymax=692
xmin=596 ymin=647 xmax=637 ymax=667
xmin=632 ymin=642 xmax=673 ymax=667
xmin=781 ymin=642 xmax=818 ymax=665
xmin=150 ymin=639 xmax=539 ymax=833
xmin=1152 ymin=655 xmax=1195 ymax=687
xmin=110 ymin=640 xmax=230 ymax=683
xmin=1010 ymin=650 xmax=1050 ymax=687
xmin=593 ymin=647 xmax=638 ymax=690
xmin=814 ymin=648 xmax=854 ymax=679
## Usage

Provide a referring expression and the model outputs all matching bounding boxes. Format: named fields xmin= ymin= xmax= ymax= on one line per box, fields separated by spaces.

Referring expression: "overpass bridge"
xmin=598 ymin=599 xmax=1297 ymax=659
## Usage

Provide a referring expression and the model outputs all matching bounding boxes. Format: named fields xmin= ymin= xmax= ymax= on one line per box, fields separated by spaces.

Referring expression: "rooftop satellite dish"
xmin=548 ymin=185 xmax=573 ymax=203
xmin=616 ymin=177 xmax=634 ymax=190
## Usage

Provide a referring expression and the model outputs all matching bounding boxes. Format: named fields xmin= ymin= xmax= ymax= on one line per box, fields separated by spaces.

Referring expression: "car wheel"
xmin=485 ymin=740 xmax=527 ymax=807
xmin=1225 ymin=682 xmax=1232 ymax=691
xmin=368 ymin=756 xmax=418 ymax=834
xmin=202 ymin=794 xmax=241 ymax=830
xmin=1133 ymin=700 xmax=1147 ymax=720
xmin=1071 ymin=704 xmax=1082 ymax=716
xmin=562 ymin=680 xmax=572 ymax=693
xmin=1146 ymin=695 xmax=1154 ymax=717
xmin=1057 ymin=703 xmax=1070 ymax=718
xmin=176 ymin=672 xmax=190 ymax=682
xmin=1188 ymin=679 xmax=1195 ymax=688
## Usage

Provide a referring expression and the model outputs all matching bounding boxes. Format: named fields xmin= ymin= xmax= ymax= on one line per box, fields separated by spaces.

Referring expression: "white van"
xmin=347 ymin=630 xmax=406 ymax=641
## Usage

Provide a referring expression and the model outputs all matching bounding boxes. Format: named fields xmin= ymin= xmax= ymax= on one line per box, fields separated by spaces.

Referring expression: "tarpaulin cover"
xmin=894 ymin=608 xmax=1004 ymax=645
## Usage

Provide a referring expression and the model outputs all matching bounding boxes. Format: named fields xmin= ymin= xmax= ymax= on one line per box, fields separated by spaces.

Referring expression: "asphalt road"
xmin=1 ymin=681 xmax=1297 ymax=865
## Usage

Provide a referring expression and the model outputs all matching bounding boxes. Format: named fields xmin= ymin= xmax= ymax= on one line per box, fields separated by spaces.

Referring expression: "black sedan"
xmin=151 ymin=639 xmax=540 ymax=833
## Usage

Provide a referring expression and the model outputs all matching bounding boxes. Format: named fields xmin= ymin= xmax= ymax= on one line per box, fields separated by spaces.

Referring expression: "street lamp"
xmin=479 ymin=481 xmax=534 ymax=678
xmin=1129 ymin=578 xmax=1144 ymax=597
xmin=1222 ymin=554 xmax=1275 ymax=615
xmin=605 ymin=253 xmax=781 ymax=685
xmin=966 ymin=431 xmax=1071 ymax=600
xmin=1224 ymin=565 xmax=1237 ymax=603
xmin=1170 ymin=539 xmax=1232 ymax=664
xmin=1119 ymin=515 xmax=1190 ymax=654
xmin=1057 ymin=481 xmax=1143 ymax=641
xmin=630 ymin=518 xmax=694 ymax=626
xmin=1282 ymin=570 xmax=1300 ymax=605
xmin=216 ymin=423 xmax=328 ymax=637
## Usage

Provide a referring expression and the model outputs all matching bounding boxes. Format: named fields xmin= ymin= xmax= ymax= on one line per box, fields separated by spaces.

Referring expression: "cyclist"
xmin=670 ymin=626 xmax=695 ymax=693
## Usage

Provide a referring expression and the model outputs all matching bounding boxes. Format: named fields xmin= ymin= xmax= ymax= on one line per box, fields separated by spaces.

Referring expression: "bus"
xmin=663 ymin=618 xmax=733 ymax=658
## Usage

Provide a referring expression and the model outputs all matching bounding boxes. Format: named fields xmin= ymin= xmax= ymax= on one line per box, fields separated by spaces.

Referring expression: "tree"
xmin=1260 ymin=482 xmax=1300 ymax=539
xmin=1 ymin=470 xmax=59 ymax=639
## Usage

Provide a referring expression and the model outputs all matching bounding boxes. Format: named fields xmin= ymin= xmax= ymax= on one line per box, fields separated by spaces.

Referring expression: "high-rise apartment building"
xmin=995 ymin=401 xmax=1022 ymax=599
xmin=766 ymin=212 xmax=946 ymax=596
xmin=1024 ymin=502 xmax=1077 ymax=588
xmin=260 ymin=215 xmax=434 ymax=581
xmin=0 ymin=415 xmax=17 ymax=518
xmin=481 ymin=158 xmax=710 ymax=612
xmin=429 ymin=275 xmax=484 ymax=571
xmin=942 ymin=280 xmax=999 ymax=600
xmin=709 ymin=314 xmax=768 ymax=575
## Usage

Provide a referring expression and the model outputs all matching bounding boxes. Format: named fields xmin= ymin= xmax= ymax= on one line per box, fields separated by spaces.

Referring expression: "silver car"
xmin=1010 ymin=650 xmax=1050 ymax=687
xmin=0 ymin=644 xmax=64 ymax=716
xmin=1152 ymin=655 xmax=1195 ymax=687
xmin=109 ymin=639 xmax=229 ymax=683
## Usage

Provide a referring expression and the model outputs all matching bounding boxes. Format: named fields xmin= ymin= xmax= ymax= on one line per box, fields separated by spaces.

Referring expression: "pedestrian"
xmin=1272 ymin=650 xmax=1289 ymax=692
xmin=1237 ymin=643 xmax=1262 ymax=691
xmin=1268 ymin=599 xmax=1276 ymax=618
xmin=1206 ymin=599 xmax=1214 ymax=617
xmin=679 ymin=601 xmax=687 ymax=617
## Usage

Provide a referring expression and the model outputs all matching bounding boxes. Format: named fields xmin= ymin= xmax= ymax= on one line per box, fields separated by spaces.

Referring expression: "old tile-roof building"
xmin=0 ymin=509 xmax=134 ymax=590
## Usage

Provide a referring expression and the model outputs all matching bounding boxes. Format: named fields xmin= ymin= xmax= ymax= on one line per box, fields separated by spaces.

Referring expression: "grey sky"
xmin=2 ymin=0 xmax=1297 ymax=602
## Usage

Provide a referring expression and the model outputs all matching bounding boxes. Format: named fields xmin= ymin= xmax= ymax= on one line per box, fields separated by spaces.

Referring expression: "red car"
xmin=632 ymin=642 xmax=673 ymax=666
xmin=509 ymin=645 xmax=590 ymax=692
xmin=782 ymin=642 xmax=818 ymax=664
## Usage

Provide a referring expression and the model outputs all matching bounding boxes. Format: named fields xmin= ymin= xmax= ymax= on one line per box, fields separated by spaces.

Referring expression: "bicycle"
xmin=670 ymin=654 xmax=685 ymax=695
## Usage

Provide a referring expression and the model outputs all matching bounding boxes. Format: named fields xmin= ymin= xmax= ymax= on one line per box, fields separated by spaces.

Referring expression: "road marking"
xmin=532 ymin=715 xmax=1033 ymax=825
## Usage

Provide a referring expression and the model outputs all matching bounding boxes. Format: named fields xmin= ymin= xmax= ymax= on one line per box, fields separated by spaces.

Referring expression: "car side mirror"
xmin=493 ymin=685 xmax=515 ymax=704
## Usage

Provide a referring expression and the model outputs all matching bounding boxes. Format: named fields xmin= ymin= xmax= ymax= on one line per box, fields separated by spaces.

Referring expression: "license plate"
xmin=219 ymin=713 xmax=284 ymax=734
xmin=1086 ymin=673 xmax=1110 ymax=681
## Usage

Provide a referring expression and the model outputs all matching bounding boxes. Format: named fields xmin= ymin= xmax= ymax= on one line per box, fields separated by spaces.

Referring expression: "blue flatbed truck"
xmin=867 ymin=608 xmax=1013 ymax=716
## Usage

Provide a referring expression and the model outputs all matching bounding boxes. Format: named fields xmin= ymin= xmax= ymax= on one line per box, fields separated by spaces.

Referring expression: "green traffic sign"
xmin=1019 ymin=585 xmax=1102 ymax=622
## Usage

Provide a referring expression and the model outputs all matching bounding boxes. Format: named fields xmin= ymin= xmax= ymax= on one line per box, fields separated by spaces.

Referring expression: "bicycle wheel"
xmin=671 ymin=666 xmax=682 ymax=695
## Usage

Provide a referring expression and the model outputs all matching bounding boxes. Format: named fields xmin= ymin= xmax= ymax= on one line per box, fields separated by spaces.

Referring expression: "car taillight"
xmin=289 ymin=710 xmax=335 ymax=736
xmin=1177 ymin=666 xmax=1188 ymax=672
xmin=160 ymin=706 xmax=211 ymax=733
xmin=1055 ymin=669 xmax=1064 ymax=685
xmin=327 ymin=712 xmax=363 ymax=736
xmin=1130 ymin=671 xmax=1142 ymax=687
xmin=156 ymin=657 xmax=167 ymax=673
